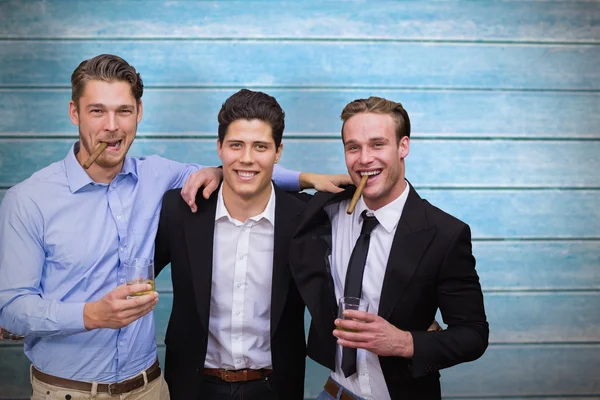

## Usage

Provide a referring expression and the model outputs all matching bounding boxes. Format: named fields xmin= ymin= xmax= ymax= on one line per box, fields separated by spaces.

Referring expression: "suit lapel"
xmin=378 ymin=185 xmax=435 ymax=320
xmin=184 ymin=192 xmax=218 ymax=338
xmin=270 ymin=186 xmax=304 ymax=337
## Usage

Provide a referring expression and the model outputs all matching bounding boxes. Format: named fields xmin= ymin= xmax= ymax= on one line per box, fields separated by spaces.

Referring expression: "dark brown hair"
xmin=218 ymin=89 xmax=285 ymax=147
xmin=71 ymin=54 xmax=144 ymax=109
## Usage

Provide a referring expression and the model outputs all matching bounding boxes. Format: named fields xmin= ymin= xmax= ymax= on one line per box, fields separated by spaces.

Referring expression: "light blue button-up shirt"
xmin=0 ymin=142 xmax=300 ymax=382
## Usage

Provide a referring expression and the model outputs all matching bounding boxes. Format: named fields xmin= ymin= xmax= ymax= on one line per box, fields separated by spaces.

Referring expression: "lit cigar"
xmin=83 ymin=142 xmax=108 ymax=169
xmin=346 ymin=174 xmax=369 ymax=215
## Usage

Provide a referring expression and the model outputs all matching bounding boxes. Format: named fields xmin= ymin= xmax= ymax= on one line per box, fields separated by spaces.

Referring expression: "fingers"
xmin=202 ymin=176 xmax=219 ymax=200
xmin=342 ymin=310 xmax=376 ymax=322
xmin=119 ymin=295 xmax=158 ymax=322
xmin=111 ymin=283 xmax=153 ymax=300
xmin=339 ymin=173 xmax=353 ymax=186
xmin=325 ymin=183 xmax=344 ymax=193
xmin=427 ymin=320 xmax=443 ymax=332
xmin=334 ymin=319 xmax=370 ymax=335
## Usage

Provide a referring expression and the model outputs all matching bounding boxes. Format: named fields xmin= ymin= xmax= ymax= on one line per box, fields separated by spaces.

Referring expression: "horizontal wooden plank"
xmin=1 ymin=42 xmax=598 ymax=90
xmin=475 ymin=241 xmax=600 ymax=290
xmin=0 ymin=346 xmax=29 ymax=398
xmin=1 ymin=89 xmax=598 ymax=137
xmin=2 ymin=344 xmax=599 ymax=398
xmin=1 ymin=1 xmax=598 ymax=42
xmin=1 ymin=140 xmax=598 ymax=237
xmin=441 ymin=344 xmax=600 ymax=397
xmin=155 ymin=240 xmax=600 ymax=292
xmin=152 ymin=292 xmax=600 ymax=344
xmin=418 ymin=189 xmax=600 ymax=239
xmin=1 ymin=138 xmax=599 ymax=188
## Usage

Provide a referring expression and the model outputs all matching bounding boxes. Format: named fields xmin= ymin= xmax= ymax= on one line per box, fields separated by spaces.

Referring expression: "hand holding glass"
xmin=124 ymin=258 xmax=155 ymax=297
xmin=338 ymin=297 xmax=369 ymax=332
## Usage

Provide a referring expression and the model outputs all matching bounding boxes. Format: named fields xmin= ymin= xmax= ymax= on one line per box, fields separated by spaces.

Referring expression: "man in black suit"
xmin=290 ymin=96 xmax=489 ymax=399
xmin=154 ymin=89 xmax=309 ymax=400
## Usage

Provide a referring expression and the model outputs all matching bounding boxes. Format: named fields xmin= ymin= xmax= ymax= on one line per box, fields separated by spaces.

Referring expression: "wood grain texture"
xmin=2 ymin=89 xmax=598 ymax=137
xmin=1 ymin=138 xmax=599 ymax=188
xmin=1 ymin=1 xmax=598 ymax=42
xmin=1 ymin=41 xmax=598 ymax=90
xmin=0 ymin=0 xmax=598 ymax=398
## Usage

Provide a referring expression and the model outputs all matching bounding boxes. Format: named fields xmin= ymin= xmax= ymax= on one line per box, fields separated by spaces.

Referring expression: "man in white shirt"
xmin=290 ymin=96 xmax=489 ymax=399
xmin=154 ymin=89 xmax=311 ymax=400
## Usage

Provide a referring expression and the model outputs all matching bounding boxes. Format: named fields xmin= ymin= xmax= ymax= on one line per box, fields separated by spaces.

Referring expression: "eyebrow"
xmin=86 ymin=104 xmax=136 ymax=110
xmin=344 ymin=136 xmax=389 ymax=145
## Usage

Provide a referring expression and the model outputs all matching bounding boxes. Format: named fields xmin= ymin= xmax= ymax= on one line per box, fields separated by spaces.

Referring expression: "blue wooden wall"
xmin=1 ymin=1 xmax=599 ymax=398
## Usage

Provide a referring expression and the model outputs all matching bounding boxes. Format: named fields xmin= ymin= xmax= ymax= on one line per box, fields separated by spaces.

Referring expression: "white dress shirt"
xmin=324 ymin=181 xmax=410 ymax=400
xmin=205 ymin=184 xmax=276 ymax=370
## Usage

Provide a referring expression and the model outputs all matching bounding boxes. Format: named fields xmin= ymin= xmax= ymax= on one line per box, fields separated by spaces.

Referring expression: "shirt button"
xmin=119 ymin=342 xmax=124 ymax=346
xmin=235 ymin=311 xmax=241 ymax=316
xmin=235 ymin=360 xmax=241 ymax=364
xmin=235 ymin=335 xmax=240 ymax=340
xmin=239 ymin=255 xmax=245 ymax=260
xmin=110 ymin=186 xmax=115 ymax=191
xmin=120 ymin=247 xmax=126 ymax=252
xmin=116 ymin=216 xmax=122 ymax=220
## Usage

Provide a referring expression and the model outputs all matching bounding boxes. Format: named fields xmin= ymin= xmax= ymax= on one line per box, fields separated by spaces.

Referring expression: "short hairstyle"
xmin=217 ymin=89 xmax=285 ymax=148
xmin=71 ymin=54 xmax=144 ymax=109
xmin=340 ymin=96 xmax=411 ymax=142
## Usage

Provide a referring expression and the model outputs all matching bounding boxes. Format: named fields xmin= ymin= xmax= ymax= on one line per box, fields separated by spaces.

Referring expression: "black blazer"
xmin=155 ymin=185 xmax=308 ymax=399
xmin=289 ymin=183 xmax=489 ymax=399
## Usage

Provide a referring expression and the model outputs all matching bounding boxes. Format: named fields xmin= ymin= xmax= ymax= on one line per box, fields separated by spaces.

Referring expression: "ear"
xmin=398 ymin=136 xmax=410 ymax=159
xmin=68 ymin=100 xmax=80 ymax=125
xmin=136 ymin=99 xmax=143 ymax=124
xmin=217 ymin=139 xmax=224 ymax=161
xmin=274 ymin=143 xmax=283 ymax=163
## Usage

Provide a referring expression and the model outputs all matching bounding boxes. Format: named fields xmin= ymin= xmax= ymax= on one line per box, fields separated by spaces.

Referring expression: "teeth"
xmin=238 ymin=171 xmax=257 ymax=177
xmin=360 ymin=170 xmax=381 ymax=176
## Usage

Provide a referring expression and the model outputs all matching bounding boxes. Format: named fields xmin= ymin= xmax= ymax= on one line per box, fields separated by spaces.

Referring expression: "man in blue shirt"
xmin=0 ymin=54 xmax=349 ymax=399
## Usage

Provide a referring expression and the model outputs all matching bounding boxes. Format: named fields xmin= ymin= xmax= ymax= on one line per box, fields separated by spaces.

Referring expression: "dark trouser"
xmin=200 ymin=375 xmax=278 ymax=400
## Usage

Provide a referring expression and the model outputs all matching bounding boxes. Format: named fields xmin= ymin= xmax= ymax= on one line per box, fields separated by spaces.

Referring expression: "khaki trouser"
xmin=31 ymin=368 xmax=170 ymax=400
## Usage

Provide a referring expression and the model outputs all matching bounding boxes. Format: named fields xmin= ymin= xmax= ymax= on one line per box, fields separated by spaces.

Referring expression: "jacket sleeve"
xmin=409 ymin=224 xmax=489 ymax=377
xmin=154 ymin=192 xmax=173 ymax=277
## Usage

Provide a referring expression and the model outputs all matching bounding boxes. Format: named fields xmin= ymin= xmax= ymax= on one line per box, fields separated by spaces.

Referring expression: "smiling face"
xmin=343 ymin=112 xmax=409 ymax=210
xmin=69 ymin=79 xmax=142 ymax=180
xmin=218 ymin=119 xmax=282 ymax=202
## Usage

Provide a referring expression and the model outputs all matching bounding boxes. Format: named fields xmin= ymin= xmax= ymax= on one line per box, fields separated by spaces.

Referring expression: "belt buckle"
xmin=222 ymin=370 xmax=230 ymax=382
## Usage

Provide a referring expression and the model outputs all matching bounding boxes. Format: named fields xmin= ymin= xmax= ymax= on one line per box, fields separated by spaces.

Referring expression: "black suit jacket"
xmin=155 ymin=185 xmax=308 ymax=399
xmin=289 ymin=183 xmax=489 ymax=399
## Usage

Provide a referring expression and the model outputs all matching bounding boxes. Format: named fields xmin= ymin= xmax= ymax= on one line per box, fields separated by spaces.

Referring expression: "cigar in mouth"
xmin=346 ymin=174 xmax=369 ymax=215
xmin=83 ymin=142 xmax=109 ymax=169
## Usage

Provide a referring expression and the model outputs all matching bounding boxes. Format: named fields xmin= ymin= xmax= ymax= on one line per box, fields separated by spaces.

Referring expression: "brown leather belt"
xmin=203 ymin=368 xmax=273 ymax=382
xmin=324 ymin=377 xmax=360 ymax=400
xmin=32 ymin=359 xmax=161 ymax=395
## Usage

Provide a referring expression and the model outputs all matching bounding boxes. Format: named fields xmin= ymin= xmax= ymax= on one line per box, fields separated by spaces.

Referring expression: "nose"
xmin=359 ymin=148 xmax=374 ymax=165
xmin=240 ymin=147 xmax=253 ymax=164
xmin=105 ymin=112 xmax=119 ymax=132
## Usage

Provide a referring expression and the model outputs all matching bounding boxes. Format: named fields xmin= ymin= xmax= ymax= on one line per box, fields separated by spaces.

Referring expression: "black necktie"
xmin=341 ymin=210 xmax=379 ymax=377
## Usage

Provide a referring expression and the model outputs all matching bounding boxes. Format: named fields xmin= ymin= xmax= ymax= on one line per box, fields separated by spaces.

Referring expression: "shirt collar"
xmin=215 ymin=182 xmax=276 ymax=226
xmin=356 ymin=180 xmax=410 ymax=234
xmin=65 ymin=141 xmax=138 ymax=193
xmin=64 ymin=142 xmax=94 ymax=193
